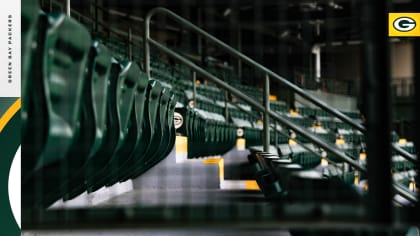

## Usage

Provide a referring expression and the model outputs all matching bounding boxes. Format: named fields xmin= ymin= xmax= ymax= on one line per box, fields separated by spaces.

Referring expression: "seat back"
xmin=22 ymin=0 xmax=39 ymax=107
xmin=22 ymin=12 xmax=49 ymax=178
xmin=87 ymin=43 xmax=113 ymax=155
xmin=85 ymin=60 xmax=140 ymax=191
xmin=54 ymin=42 xmax=113 ymax=201
xmin=113 ymin=69 xmax=149 ymax=183
xmin=162 ymin=93 xmax=177 ymax=158
xmin=147 ymin=88 xmax=171 ymax=163
xmin=122 ymin=80 xmax=162 ymax=179
xmin=36 ymin=13 xmax=91 ymax=169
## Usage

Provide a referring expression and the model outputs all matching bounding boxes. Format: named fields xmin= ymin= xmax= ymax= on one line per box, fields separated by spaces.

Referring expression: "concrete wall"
xmin=295 ymin=89 xmax=358 ymax=112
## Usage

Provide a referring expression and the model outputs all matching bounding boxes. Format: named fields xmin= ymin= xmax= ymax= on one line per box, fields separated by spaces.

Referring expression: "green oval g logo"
xmin=393 ymin=17 xmax=416 ymax=32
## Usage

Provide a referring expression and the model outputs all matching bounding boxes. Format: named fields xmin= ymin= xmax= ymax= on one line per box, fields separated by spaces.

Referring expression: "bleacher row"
xmin=141 ymin=40 xmax=417 ymax=203
xmin=144 ymin=43 xmax=417 ymax=203
xmin=22 ymin=0 xmax=417 ymax=209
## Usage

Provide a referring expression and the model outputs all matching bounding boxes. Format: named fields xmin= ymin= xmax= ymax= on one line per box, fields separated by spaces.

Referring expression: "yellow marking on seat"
xmin=335 ymin=138 xmax=345 ymax=145
xmin=236 ymin=138 xmax=246 ymax=150
xmin=409 ymin=180 xmax=416 ymax=192
xmin=0 ymin=98 xmax=21 ymax=133
xmin=175 ymin=136 xmax=188 ymax=153
xmin=354 ymin=176 xmax=359 ymax=185
xmin=289 ymin=139 xmax=297 ymax=145
xmin=269 ymin=95 xmax=277 ymax=101
xmin=321 ymin=157 xmax=328 ymax=167
xmin=359 ymin=152 xmax=367 ymax=160
xmin=245 ymin=180 xmax=260 ymax=190
xmin=398 ymin=138 xmax=407 ymax=144
xmin=289 ymin=109 xmax=299 ymax=115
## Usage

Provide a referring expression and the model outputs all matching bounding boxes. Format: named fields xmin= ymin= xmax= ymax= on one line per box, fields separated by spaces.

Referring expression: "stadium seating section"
xmin=22 ymin=0 xmax=417 ymax=208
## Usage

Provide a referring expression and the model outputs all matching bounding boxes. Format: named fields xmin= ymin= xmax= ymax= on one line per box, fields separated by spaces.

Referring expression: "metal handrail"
xmin=143 ymin=7 xmax=417 ymax=165
xmin=147 ymin=37 xmax=366 ymax=172
xmin=144 ymin=8 xmax=364 ymax=131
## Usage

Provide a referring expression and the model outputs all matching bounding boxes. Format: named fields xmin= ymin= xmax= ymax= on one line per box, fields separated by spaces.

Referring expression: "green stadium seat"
xmin=22 ymin=12 xmax=49 ymax=179
xmin=37 ymin=13 xmax=91 ymax=169
xmin=161 ymin=93 xmax=178 ymax=158
xmin=126 ymin=87 xmax=171 ymax=178
xmin=87 ymin=60 xmax=143 ymax=192
xmin=119 ymin=80 xmax=163 ymax=181
xmin=106 ymin=67 xmax=150 ymax=185
xmin=91 ymin=61 xmax=148 ymax=189
xmin=60 ymin=42 xmax=113 ymax=201
xmin=22 ymin=13 xmax=92 ymax=207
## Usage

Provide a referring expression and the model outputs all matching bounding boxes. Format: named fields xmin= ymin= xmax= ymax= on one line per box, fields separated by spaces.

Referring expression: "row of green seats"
xmin=298 ymin=106 xmax=361 ymax=119
xmin=22 ymin=2 xmax=176 ymax=208
xmin=175 ymin=107 xmax=237 ymax=158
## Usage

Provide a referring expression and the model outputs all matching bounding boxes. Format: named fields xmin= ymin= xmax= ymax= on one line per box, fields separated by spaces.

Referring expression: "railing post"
xmin=144 ymin=16 xmax=151 ymax=78
xmin=66 ymin=0 xmax=71 ymax=17
xmin=192 ymin=71 xmax=197 ymax=108
xmin=274 ymin=122 xmax=279 ymax=147
xmin=237 ymin=25 xmax=242 ymax=79
xmin=128 ymin=27 xmax=132 ymax=60
xmin=263 ymin=74 xmax=270 ymax=152
xmin=224 ymin=91 xmax=229 ymax=120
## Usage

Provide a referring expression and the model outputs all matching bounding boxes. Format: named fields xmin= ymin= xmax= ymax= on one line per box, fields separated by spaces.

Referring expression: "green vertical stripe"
xmin=0 ymin=110 xmax=21 ymax=235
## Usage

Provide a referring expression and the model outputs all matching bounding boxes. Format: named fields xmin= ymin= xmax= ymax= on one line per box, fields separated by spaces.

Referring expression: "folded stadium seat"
xmin=68 ymin=59 xmax=133 ymax=197
xmin=270 ymin=101 xmax=289 ymax=113
xmin=99 ymin=61 xmax=149 ymax=188
xmin=22 ymin=10 xmax=48 ymax=179
xmin=285 ymin=174 xmax=362 ymax=203
xmin=105 ymin=68 xmax=150 ymax=185
xmin=231 ymin=116 xmax=263 ymax=147
xmin=86 ymin=60 xmax=142 ymax=193
xmin=298 ymin=107 xmax=317 ymax=117
xmin=55 ymin=42 xmax=112 ymax=201
xmin=160 ymin=93 xmax=178 ymax=158
xmin=119 ymin=80 xmax=163 ymax=181
xmin=186 ymin=109 xmax=237 ymax=158
xmin=131 ymin=87 xmax=172 ymax=177
xmin=343 ymin=111 xmax=361 ymax=119
xmin=249 ymin=150 xmax=361 ymax=202
xmin=22 ymin=13 xmax=92 ymax=207
xmin=244 ymin=127 xmax=263 ymax=147
xmin=22 ymin=0 xmax=39 ymax=126
xmin=138 ymin=92 xmax=177 ymax=175
xmin=280 ymin=144 xmax=321 ymax=169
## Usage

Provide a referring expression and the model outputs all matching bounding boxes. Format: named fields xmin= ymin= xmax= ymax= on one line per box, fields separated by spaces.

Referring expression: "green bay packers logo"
xmin=389 ymin=13 xmax=420 ymax=37
xmin=393 ymin=17 xmax=416 ymax=32
xmin=174 ymin=112 xmax=183 ymax=129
